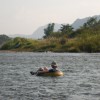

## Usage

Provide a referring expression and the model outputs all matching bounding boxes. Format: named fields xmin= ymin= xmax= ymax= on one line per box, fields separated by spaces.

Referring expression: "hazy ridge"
xmin=9 ymin=15 xmax=100 ymax=39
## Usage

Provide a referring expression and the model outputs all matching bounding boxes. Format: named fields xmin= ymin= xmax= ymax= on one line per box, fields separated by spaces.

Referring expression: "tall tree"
xmin=44 ymin=23 xmax=55 ymax=38
xmin=60 ymin=24 xmax=73 ymax=36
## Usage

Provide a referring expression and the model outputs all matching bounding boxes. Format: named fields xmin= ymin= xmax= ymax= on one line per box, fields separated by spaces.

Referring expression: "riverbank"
xmin=1 ymin=32 xmax=100 ymax=53
xmin=1 ymin=17 xmax=100 ymax=53
xmin=0 ymin=50 xmax=18 ymax=53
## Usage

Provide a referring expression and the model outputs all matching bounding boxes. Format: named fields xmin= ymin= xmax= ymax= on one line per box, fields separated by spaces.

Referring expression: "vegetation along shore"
xmin=0 ymin=17 xmax=100 ymax=53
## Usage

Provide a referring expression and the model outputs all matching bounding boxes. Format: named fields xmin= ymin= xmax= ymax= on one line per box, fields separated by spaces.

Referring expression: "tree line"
xmin=43 ymin=17 xmax=100 ymax=38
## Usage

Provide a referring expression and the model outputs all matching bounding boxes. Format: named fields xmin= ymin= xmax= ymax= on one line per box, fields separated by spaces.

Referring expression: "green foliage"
xmin=59 ymin=38 xmax=67 ymax=45
xmin=1 ymin=17 xmax=100 ymax=52
xmin=1 ymin=37 xmax=39 ymax=51
xmin=83 ymin=17 xmax=97 ymax=28
xmin=44 ymin=23 xmax=55 ymax=38
xmin=77 ymin=34 xmax=100 ymax=52
xmin=70 ymin=17 xmax=100 ymax=38
xmin=49 ymin=32 xmax=62 ymax=38
xmin=60 ymin=24 xmax=73 ymax=36
xmin=38 ymin=44 xmax=56 ymax=52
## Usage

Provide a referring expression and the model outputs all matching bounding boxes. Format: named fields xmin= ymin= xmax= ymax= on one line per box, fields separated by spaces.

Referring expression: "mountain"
xmin=8 ymin=15 xmax=100 ymax=39
xmin=9 ymin=24 xmax=61 ymax=39
xmin=72 ymin=18 xmax=89 ymax=30
xmin=30 ymin=23 xmax=61 ymax=39
xmin=72 ymin=15 xmax=100 ymax=30
xmin=31 ymin=15 xmax=100 ymax=39
xmin=30 ymin=25 xmax=47 ymax=39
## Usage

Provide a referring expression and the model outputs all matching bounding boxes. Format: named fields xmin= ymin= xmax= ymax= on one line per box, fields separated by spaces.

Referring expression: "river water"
xmin=0 ymin=52 xmax=100 ymax=100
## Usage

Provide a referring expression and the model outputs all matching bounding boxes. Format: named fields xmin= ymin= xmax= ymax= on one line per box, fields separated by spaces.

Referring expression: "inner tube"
xmin=36 ymin=71 xmax=64 ymax=76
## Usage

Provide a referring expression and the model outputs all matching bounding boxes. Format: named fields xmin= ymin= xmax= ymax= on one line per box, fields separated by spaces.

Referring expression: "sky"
xmin=0 ymin=0 xmax=100 ymax=35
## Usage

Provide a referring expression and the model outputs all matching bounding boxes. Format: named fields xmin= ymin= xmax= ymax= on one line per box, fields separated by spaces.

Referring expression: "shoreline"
xmin=0 ymin=50 xmax=17 ymax=53
xmin=0 ymin=50 xmax=100 ymax=53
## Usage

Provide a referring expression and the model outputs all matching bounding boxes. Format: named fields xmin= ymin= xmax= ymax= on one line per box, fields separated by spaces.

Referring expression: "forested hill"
xmin=0 ymin=35 xmax=11 ymax=46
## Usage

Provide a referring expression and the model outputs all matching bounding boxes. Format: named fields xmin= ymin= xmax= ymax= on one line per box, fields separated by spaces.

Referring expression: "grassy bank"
xmin=1 ymin=34 xmax=100 ymax=53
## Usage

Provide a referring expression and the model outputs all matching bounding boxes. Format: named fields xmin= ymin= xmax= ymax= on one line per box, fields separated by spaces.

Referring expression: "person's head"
xmin=51 ymin=61 xmax=57 ymax=69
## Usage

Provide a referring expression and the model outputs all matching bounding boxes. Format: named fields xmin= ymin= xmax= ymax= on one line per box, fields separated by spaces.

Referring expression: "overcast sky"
xmin=0 ymin=0 xmax=100 ymax=35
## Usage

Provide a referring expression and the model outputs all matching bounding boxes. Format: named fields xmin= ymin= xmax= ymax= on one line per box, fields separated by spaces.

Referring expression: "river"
xmin=0 ymin=52 xmax=100 ymax=100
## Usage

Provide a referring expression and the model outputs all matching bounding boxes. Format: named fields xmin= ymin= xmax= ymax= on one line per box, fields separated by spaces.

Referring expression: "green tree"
xmin=44 ymin=23 xmax=55 ymax=38
xmin=60 ymin=24 xmax=73 ymax=36
xmin=83 ymin=17 xmax=97 ymax=28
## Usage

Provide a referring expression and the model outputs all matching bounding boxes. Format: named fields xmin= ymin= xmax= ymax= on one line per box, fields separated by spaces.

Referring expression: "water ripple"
xmin=0 ymin=52 xmax=100 ymax=100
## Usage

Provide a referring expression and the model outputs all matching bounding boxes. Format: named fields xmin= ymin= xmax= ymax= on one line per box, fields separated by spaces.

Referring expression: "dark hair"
xmin=52 ymin=65 xmax=57 ymax=69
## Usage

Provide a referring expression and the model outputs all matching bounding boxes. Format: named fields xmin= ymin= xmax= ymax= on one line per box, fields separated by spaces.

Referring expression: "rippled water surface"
xmin=0 ymin=52 xmax=100 ymax=100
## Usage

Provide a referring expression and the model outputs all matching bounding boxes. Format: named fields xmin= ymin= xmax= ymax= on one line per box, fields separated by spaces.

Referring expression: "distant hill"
xmin=72 ymin=15 xmax=100 ymax=30
xmin=31 ymin=15 xmax=100 ymax=39
xmin=31 ymin=23 xmax=61 ymax=39
xmin=8 ymin=15 xmax=100 ymax=39
xmin=9 ymin=24 xmax=62 ymax=39
xmin=0 ymin=34 xmax=11 ymax=47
